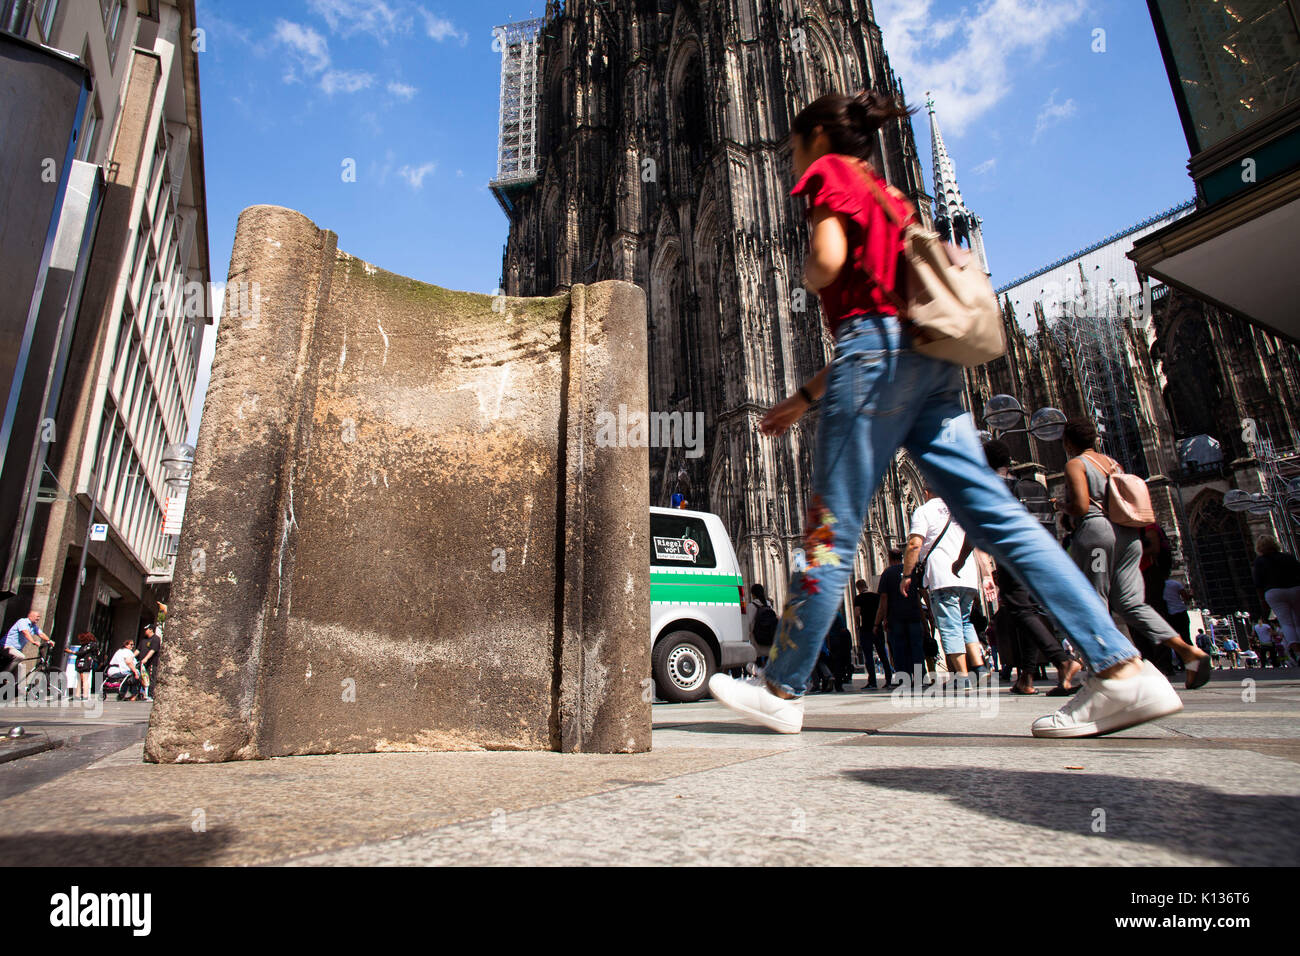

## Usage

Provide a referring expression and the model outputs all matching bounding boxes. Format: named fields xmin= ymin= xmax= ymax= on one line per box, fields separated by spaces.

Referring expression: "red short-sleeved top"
xmin=790 ymin=153 xmax=915 ymax=335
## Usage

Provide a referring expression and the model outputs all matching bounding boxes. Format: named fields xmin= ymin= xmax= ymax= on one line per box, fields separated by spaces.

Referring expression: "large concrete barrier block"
xmin=144 ymin=206 xmax=650 ymax=761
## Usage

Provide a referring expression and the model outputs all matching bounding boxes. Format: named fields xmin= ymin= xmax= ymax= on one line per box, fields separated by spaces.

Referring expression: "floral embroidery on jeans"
xmin=771 ymin=599 xmax=807 ymax=658
xmin=803 ymin=495 xmax=842 ymax=568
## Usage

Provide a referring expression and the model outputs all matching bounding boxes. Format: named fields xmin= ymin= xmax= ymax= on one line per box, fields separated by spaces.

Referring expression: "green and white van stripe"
xmin=650 ymin=570 xmax=743 ymax=606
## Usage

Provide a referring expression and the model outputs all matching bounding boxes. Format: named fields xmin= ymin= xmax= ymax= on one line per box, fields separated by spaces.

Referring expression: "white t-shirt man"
xmin=107 ymin=647 xmax=137 ymax=678
xmin=908 ymin=497 xmax=978 ymax=592
xmin=1163 ymin=578 xmax=1188 ymax=614
xmin=1255 ymin=622 xmax=1274 ymax=646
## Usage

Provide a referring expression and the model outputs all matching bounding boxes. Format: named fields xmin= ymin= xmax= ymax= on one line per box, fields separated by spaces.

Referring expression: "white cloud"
xmin=873 ymin=0 xmax=1087 ymax=136
xmin=1033 ymin=90 xmax=1077 ymax=142
xmin=308 ymin=0 xmax=403 ymax=41
xmin=369 ymin=149 xmax=397 ymax=186
xmin=398 ymin=161 xmax=437 ymax=189
xmin=274 ymin=20 xmax=330 ymax=79
xmin=972 ymin=158 xmax=997 ymax=175
xmin=387 ymin=81 xmax=418 ymax=100
xmin=420 ymin=9 xmax=468 ymax=45
xmin=320 ymin=70 xmax=376 ymax=95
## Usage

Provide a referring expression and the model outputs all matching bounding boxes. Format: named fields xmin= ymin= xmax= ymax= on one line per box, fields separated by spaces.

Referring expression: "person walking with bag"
xmin=874 ymin=550 xmax=928 ymax=691
xmin=707 ymin=89 xmax=1193 ymax=738
xmin=73 ymin=633 xmax=100 ymax=701
xmin=978 ymin=439 xmax=1082 ymax=696
xmin=748 ymin=583 xmax=778 ymax=668
xmin=1058 ymin=418 xmax=1210 ymax=686
xmin=900 ymin=488 xmax=992 ymax=688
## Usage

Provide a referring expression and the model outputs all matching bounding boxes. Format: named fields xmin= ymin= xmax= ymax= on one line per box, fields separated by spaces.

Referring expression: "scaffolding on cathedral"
xmin=489 ymin=18 xmax=544 ymax=215
xmin=1254 ymin=424 xmax=1300 ymax=555
xmin=1050 ymin=276 xmax=1146 ymax=475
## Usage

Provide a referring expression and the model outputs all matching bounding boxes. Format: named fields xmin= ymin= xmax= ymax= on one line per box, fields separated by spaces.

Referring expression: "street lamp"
xmin=981 ymin=394 xmax=1067 ymax=441
xmin=1223 ymin=424 xmax=1300 ymax=557
xmin=1224 ymin=487 xmax=1300 ymax=520
xmin=161 ymin=443 xmax=195 ymax=491
xmin=1223 ymin=489 xmax=1254 ymax=513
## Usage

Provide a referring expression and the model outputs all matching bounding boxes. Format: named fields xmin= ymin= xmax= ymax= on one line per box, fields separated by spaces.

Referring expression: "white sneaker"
xmin=707 ymin=673 xmax=804 ymax=734
xmin=1031 ymin=659 xmax=1183 ymax=738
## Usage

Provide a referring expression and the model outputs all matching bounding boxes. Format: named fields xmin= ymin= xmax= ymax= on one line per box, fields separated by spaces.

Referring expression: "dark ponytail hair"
xmin=1062 ymin=417 xmax=1099 ymax=451
xmin=791 ymin=90 xmax=914 ymax=162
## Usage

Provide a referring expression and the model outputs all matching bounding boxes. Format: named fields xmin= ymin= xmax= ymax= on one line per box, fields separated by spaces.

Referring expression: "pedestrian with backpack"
xmin=901 ymin=487 xmax=993 ymax=689
xmin=708 ymin=88 xmax=1198 ymax=738
xmin=1059 ymin=417 xmax=1210 ymax=687
xmin=749 ymin=583 xmax=779 ymax=668
xmin=73 ymin=633 xmax=100 ymax=701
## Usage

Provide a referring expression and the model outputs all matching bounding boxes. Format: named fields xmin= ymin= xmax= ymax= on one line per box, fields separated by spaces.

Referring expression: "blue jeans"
xmin=930 ymin=586 xmax=977 ymax=655
xmin=764 ymin=314 xmax=1139 ymax=696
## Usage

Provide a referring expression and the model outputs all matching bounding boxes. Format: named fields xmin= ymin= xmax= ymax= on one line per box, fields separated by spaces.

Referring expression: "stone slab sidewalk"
xmin=1 ymin=669 xmax=1297 ymax=866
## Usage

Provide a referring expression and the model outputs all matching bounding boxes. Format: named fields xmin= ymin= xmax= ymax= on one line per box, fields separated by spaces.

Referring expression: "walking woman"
xmin=708 ymin=89 xmax=1193 ymax=738
xmin=1057 ymin=417 xmax=1211 ymax=686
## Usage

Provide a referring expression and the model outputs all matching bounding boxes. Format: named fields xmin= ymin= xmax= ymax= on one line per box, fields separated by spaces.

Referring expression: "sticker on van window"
xmin=654 ymin=536 xmax=699 ymax=563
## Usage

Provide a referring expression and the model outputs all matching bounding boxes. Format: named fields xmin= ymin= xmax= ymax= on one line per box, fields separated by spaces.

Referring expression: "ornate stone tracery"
xmin=500 ymin=0 xmax=932 ymax=605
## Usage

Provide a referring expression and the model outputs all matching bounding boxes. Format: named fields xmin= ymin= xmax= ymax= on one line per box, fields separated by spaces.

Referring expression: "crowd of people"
xmin=739 ymin=437 xmax=1299 ymax=697
xmin=1 ymin=609 xmax=162 ymax=702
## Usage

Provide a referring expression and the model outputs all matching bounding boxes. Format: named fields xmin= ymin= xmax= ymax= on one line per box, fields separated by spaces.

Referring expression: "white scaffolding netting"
xmin=493 ymin=18 xmax=544 ymax=185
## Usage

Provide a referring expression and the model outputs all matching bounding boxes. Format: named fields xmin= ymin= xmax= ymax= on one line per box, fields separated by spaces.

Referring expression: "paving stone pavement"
xmin=1 ymin=670 xmax=1297 ymax=866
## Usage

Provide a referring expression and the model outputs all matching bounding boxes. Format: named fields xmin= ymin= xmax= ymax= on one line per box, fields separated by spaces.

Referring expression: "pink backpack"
xmin=1083 ymin=452 xmax=1154 ymax=528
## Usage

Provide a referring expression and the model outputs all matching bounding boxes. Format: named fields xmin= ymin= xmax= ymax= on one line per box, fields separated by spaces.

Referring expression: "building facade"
xmin=1131 ymin=0 xmax=1300 ymax=341
xmin=980 ymin=211 xmax=1300 ymax=618
xmin=0 ymin=0 xmax=210 ymax=662
xmin=494 ymin=0 xmax=934 ymax=607
xmin=493 ymin=0 xmax=1299 ymax=622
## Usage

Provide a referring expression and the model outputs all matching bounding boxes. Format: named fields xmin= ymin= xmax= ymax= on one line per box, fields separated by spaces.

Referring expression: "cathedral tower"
xmin=926 ymin=95 xmax=990 ymax=275
xmin=495 ymin=0 xmax=933 ymax=603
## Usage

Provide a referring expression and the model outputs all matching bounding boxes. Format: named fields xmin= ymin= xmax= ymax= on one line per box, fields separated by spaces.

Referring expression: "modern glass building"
xmin=1131 ymin=0 xmax=1300 ymax=342
xmin=0 ymin=0 xmax=210 ymax=661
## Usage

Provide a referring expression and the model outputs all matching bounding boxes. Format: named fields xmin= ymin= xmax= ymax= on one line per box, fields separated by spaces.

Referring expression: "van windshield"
xmin=650 ymin=514 xmax=717 ymax=568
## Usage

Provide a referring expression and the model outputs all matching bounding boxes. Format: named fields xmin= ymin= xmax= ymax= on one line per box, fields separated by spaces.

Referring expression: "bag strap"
xmin=849 ymin=157 xmax=914 ymax=226
xmin=846 ymin=159 xmax=911 ymax=314
xmin=921 ymin=516 xmax=952 ymax=568
xmin=1081 ymin=451 xmax=1119 ymax=477
xmin=1080 ymin=451 xmax=1129 ymax=521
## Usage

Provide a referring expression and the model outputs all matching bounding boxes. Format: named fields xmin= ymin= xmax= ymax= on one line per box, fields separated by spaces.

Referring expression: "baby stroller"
xmin=102 ymin=669 xmax=143 ymax=700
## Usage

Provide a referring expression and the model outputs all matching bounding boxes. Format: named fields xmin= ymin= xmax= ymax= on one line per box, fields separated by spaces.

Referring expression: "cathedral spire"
xmin=926 ymin=94 xmax=990 ymax=276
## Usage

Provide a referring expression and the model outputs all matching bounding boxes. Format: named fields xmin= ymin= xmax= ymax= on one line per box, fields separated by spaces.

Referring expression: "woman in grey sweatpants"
xmin=1059 ymin=418 xmax=1210 ymax=689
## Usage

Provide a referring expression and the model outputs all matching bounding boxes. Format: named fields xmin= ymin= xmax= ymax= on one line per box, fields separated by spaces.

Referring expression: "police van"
xmin=650 ymin=506 xmax=754 ymax=702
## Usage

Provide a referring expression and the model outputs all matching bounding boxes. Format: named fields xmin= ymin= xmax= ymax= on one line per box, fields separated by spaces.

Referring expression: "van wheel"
xmin=653 ymin=631 xmax=715 ymax=703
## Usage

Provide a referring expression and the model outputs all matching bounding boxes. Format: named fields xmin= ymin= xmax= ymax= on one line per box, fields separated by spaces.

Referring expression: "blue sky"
xmin=192 ymin=0 xmax=1193 ymax=328
xmin=874 ymin=0 xmax=1194 ymax=289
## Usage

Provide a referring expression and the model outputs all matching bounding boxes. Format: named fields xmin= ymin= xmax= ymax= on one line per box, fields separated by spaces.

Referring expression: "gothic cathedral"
xmin=497 ymin=0 xmax=934 ymax=606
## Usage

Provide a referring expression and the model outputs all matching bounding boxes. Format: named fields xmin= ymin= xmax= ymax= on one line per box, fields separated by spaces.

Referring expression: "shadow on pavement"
xmin=843 ymin=766 xmax=1300 ymax=865
xmin=0 ymin=826 xmax=237 ymax=866
xmin=659 ymin=720 xmax=881 ymax=735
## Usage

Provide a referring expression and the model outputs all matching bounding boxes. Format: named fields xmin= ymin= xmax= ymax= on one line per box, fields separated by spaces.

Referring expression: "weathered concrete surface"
xmin=144 ymin=205 xmax=649 ymax=761
xmin=3 ymin=672 xmax=1299 ymax=865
